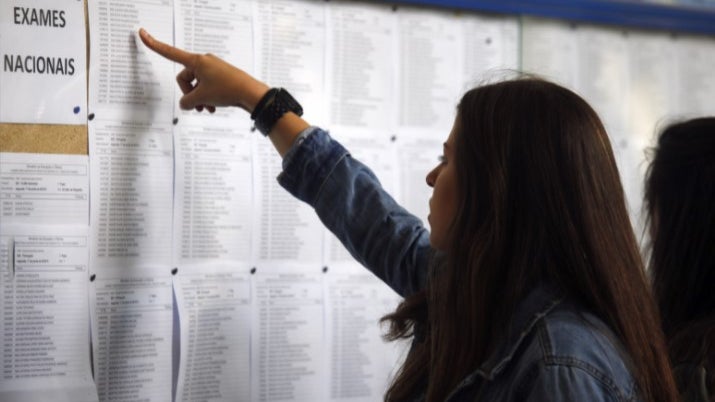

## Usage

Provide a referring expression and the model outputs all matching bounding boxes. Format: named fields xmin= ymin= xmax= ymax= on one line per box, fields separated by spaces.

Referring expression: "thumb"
xmin=178 ymin=88 xmax=205 ymax=110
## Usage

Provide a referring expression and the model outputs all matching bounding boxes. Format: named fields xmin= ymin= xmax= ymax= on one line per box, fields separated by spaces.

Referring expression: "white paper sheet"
xmin=324 ymin=270 xmax=405 ymax=402
xmin=0 ymin=0 xmax=86 ymax=124
xmin=174 ymin=0 xmax=254 ymax=125
xmin=520 ymin=18 xmax=578 ymax=89
xmin=460 ymin=13 xmax=519 ymax=90
xmin=394 ymin=135 xmax=443 ymax=229
xmin=254 ymin=0 xmax=327 ymax=126
xmin=627 ymin=31 xmax=676 ymax=142
xmin=251 ymin=268 xmax=325 ymax=401
xmin=88 ymin=120 xmax=173 ymax=273
xmin=325 ymin=2 xmax=396 ymax=130
xmin=253 ymin=140 xmax=324 ymax=264
xmin=397 ymin=7 xmax=461 ymax=133
xmin=87 ymin=0 xmax=174 ymax=123
xmin=623 ymin=31 xmax=677 ymax=232
xmin=174 ymin=265 xmax=252 ymax=402
xmin=394 ymin=7 xmax=459 ymax=229
xmin=171 ymin=0 xmax=256 ymax=268
xmin=576 ymin=25 xmax=630 ymax=138
xmin=90 ymin=273 xmax=173 ymax=402
xmin=173 ymin=124 xmax=254 ymax=266
xmin=0 ymin=224 xmax=97 ymax=402
xmin=0 ymin=152 xmax=88 ymax=226
xmin=175 ymin=0 xmax=253 ymax=69
xmin=674 ymin=34 xmax=715 ymax=117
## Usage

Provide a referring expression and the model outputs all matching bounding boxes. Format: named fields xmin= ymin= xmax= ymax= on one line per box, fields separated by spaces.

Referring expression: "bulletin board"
xmin=2 ymin=1 xmax=715 ymax=402
xmin=4 ymin=0 xmax=715 ymax=156
xmin=0 ymin=123 xmax=86 ymax=154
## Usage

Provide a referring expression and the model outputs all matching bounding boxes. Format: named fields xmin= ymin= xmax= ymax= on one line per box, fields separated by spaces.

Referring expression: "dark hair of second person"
xmin=645 ymin=117 xmax=715 ymax=401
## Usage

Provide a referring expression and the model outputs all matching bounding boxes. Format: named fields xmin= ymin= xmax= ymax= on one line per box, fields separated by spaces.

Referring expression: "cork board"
xmin=0 ymin=0 xmax=89 ymax=156
xmin=0 ymin=123 xmax=87 ymax=154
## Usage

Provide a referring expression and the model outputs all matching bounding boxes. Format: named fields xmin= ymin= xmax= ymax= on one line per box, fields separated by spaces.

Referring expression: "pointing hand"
xmin=138 ymin=28 xmax=268 ymax=113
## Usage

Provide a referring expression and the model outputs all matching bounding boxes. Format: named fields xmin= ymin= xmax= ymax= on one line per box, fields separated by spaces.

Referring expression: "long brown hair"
xmin=382 ymin=79 xmax=678 ymax=402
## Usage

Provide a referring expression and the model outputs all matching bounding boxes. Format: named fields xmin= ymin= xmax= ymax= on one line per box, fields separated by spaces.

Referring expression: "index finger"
xmin=139 ymin=28 xmax=196 ymax=67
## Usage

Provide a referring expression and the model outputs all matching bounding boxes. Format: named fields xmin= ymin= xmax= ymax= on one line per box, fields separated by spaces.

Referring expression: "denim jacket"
xmin=279 ymin=127 xmax=641 ymax=402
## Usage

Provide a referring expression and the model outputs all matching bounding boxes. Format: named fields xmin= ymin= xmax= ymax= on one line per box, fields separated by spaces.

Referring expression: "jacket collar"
xmin=475 ymin=283 xmax=563 ymax=381
xmin=442 ymin=284 xmax=564 ymax=401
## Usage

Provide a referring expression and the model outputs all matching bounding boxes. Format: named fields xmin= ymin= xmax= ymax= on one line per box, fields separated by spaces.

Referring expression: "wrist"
xmin=241 ymin=80 xmax=270 ymax=113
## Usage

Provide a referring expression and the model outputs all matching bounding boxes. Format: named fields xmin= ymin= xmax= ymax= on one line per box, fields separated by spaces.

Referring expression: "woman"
xmin=139 ymin=29 xmax=678 ymax=401
xmin=645 ymin=118 xmax=715 ymax=401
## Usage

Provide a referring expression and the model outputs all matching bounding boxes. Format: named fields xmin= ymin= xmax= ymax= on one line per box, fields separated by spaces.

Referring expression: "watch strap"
xmin=251 ymin=88 xmax=303 ymax=136
xmin=250 ymin=88 xmax=278 ymax=121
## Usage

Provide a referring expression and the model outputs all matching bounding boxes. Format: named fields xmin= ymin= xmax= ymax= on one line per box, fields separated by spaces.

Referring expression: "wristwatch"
xmin=250 ymin=88 xmax=303 ymax=136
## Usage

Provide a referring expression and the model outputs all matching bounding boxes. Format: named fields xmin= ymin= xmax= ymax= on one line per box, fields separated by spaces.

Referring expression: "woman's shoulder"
xmin=476 ymin=290 xmax=640 ymax=402
xmin=527 ymin=302 xmax=639 ymax=400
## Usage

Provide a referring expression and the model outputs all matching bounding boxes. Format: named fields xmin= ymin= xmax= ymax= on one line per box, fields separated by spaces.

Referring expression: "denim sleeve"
xmin=278 ymin=127 xmax=432 ymax=297
xmin=520 ymin=362 xmax=633 ymax=402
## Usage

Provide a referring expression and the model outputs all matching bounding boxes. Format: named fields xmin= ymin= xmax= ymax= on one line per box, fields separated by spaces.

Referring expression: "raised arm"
xmin=139 ymin=29 xmax=432 ymax=295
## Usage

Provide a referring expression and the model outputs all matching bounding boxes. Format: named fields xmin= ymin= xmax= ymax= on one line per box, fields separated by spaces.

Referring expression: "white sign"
xmin=0 ymin=0 xmax=86 ymax=124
